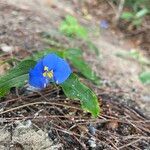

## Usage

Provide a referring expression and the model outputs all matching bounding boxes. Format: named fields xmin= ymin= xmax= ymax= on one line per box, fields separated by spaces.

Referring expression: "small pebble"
xmin=0 ymin=44 xmax=13 ymax=52
xmin=88 ymin=124 xmax=96 ymax=135
xmin=16 ymin=120 xmax=32 ymax=129
xmin=88 ymin=137 xmax=96 ymax=148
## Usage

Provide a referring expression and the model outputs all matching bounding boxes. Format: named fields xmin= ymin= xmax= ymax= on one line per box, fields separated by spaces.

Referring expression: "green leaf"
xmin=135 ymin=8 xmax=148 ymax=18
xmin=61 ymin=73 xmax=100 ymax=117
xmin=87 ymin=41 xmax=99 ymax=55
xmin=139 ymin=71 xmax=150 ymax=84
xmin=65 ymin=48 xmax=100 ymax=84
xmin=132 ymin=18 xmax=142 ymax=26
xmin=59 ymin=15 xmax=88 ymax=39
xmin=121 ymin=12 xmax=134 ymax=20
xmin=65 ymin=15 xmax=78 ymax=25
xmin=64 ymin=48 xmax=83 ymax=58
xmin=0 ymin=60 xmax=36 ymax=97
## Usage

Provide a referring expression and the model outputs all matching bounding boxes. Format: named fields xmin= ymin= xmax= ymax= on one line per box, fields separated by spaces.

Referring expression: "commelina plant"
xmin=0 ymin=51 xmax=100 ymax=117
xmin=29 ymin=53 xmax=100 ymax=117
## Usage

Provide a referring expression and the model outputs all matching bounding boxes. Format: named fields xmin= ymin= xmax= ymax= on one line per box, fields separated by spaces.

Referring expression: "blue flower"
xmin=29 ymin=53 xmax=72 ymax=89
xmin=100 ymin=20 xmax=109 ymax=29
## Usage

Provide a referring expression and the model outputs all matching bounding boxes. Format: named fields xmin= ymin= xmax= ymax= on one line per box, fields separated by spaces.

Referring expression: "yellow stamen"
xmin=44 ymin=66 xmax=49 ymax=71
xmin=43 ymin=72 xmax=47 ymax=77
xmin=47 ymin=71 xmax=53 ymax=78
xmin=43 ymin=66 xmax=53 ymax=78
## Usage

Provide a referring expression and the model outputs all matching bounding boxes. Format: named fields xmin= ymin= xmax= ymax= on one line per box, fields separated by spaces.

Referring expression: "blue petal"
xmin=42 ymin=53 xmax=59 ymax=70
xmin=29 ymin=60 xmax=47 ymax=89
xmin=53 ymin=57 xmax=72 ymax=84
xmin=32 ymin=59 xmax=44 ymax=72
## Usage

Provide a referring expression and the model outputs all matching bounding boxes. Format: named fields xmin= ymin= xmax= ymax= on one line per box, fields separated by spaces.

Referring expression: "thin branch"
xmin=0 ymin=101 xmax=81 ymax=115
xmin=118 ymin=138 xmax=142 ymax=149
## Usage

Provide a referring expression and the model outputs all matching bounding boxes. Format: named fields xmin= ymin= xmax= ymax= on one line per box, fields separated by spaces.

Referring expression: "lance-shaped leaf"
xmin=65 ymin=48 xmax=100 ymax=85
xmin=0 ymin=60 xmax=36 ymax=97
xmin=61 ymin=73 xmax=100 ymax=117
xmin=139 ymin=71 xmax=150 ymax=84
